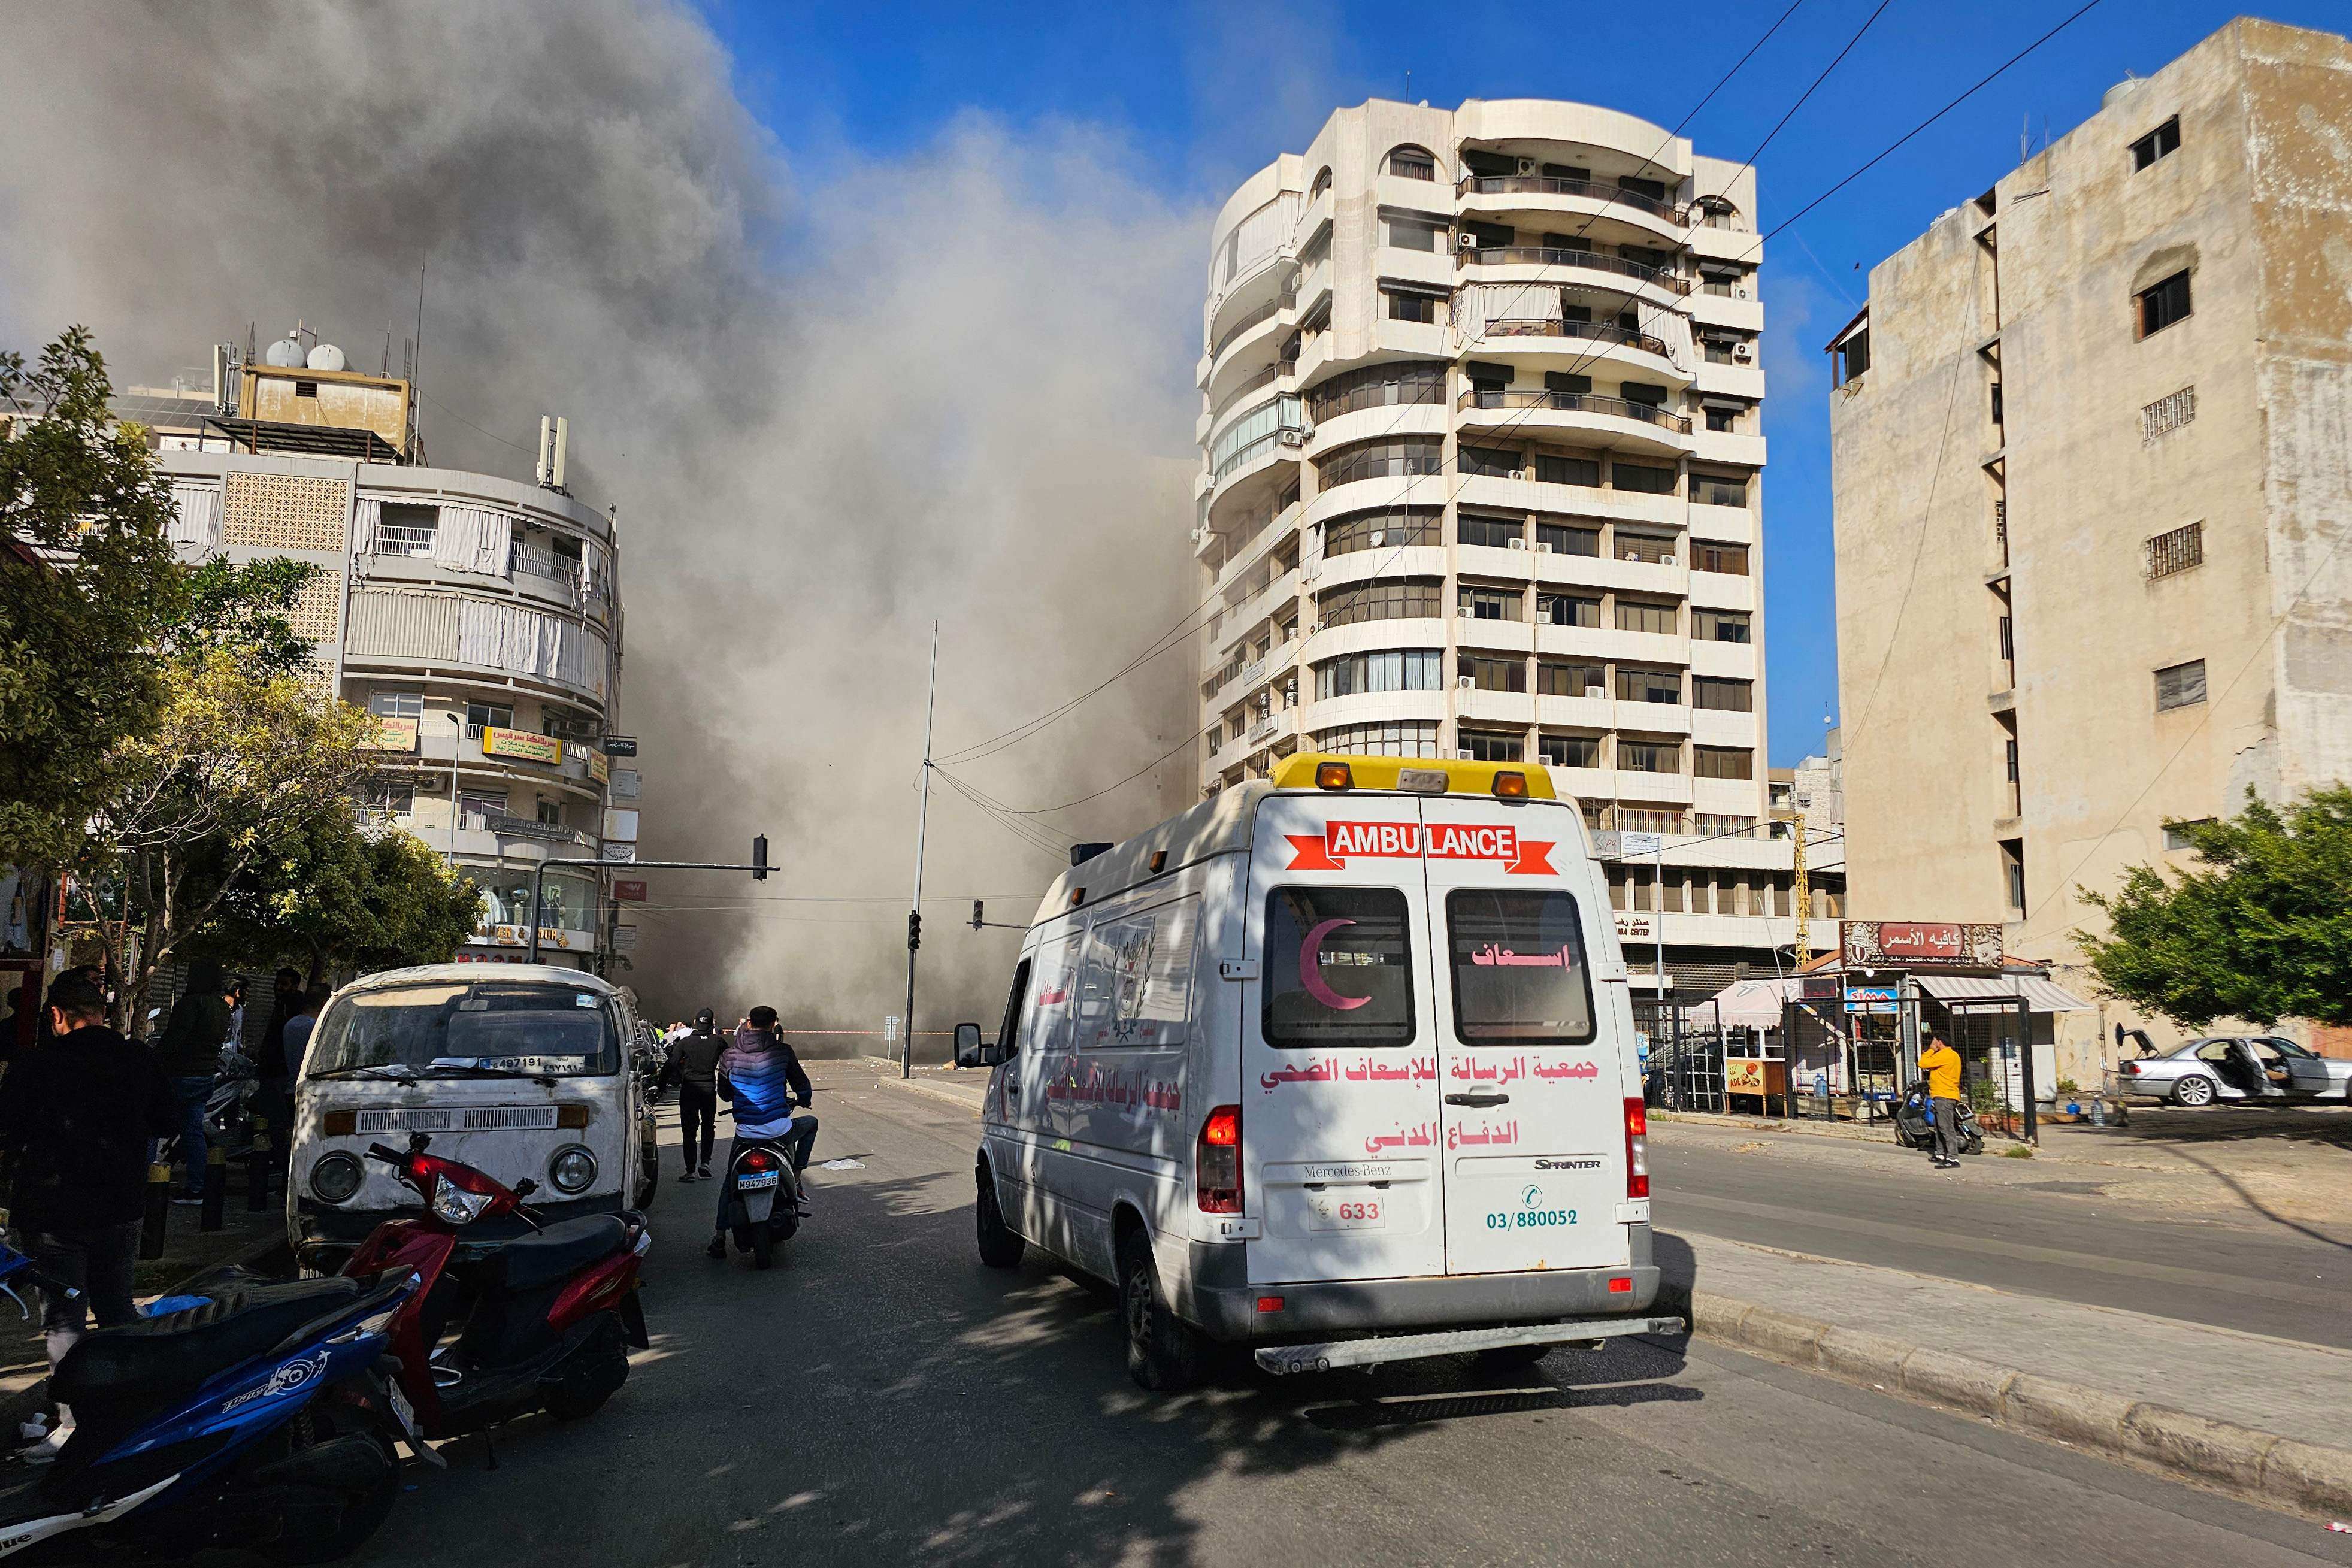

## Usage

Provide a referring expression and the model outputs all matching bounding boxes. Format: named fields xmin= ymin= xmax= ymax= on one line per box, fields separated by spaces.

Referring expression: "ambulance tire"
xmin=1119 ymin=1233 xmax=1204 ymax=1393
xmin=975 ymin=1163 xmax=1025 ymax=1269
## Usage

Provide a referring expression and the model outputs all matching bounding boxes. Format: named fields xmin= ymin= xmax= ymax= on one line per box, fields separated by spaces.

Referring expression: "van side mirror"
xmin=955 ymin=1021 xmax=1005 ymax=1069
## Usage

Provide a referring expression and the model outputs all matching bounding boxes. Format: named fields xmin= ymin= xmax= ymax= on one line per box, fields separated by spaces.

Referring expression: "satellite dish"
xmin=306 ymin=342 xmax=347 ymax=373
xmin=262 ymin=336 xmax=305 ymax=368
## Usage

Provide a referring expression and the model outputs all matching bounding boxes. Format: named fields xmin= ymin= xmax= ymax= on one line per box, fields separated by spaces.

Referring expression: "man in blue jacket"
xmin=706 ymin=1007 xmax=815 ymax=1259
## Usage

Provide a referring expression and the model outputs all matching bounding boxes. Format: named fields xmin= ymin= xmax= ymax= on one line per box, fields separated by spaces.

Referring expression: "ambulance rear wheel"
xmin=1119 ymin=1234 xmax=1203 ymax=1393
xmin=975 ymin=1164 xmax=1024 ymax=1269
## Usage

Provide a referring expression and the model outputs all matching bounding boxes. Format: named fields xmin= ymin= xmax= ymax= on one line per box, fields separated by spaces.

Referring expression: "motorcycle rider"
xmin=705 ymin=1006 xmax=815 ymax=1260
xmin=661 ymin=1007 xmax=727 ymax=1182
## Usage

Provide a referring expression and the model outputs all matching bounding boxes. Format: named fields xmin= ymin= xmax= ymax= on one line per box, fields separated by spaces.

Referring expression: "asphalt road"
xmin=1651 ymin=1122 xmax=2352 ymax=1349
xmin=338 ymin=1065 xmax=2352 ymax=1568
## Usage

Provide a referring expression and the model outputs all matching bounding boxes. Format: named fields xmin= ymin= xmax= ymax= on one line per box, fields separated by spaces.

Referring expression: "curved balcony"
xmin=1454 ymin=319 xmax=1690 ymax=389
xmin=1458 ymin=246 xmax=1690 ymax=298
xmin=1203 ymin=439 xmax=1300 ymax=534
xmin=1457 ymin=172 xmax=1687 ymax=232
xmin=1457 ymin=386 xmax=1690 ymax=458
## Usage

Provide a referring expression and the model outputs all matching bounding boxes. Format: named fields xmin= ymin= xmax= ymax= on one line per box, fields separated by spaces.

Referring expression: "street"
xmin=345 ymin=1064 xmax=2352 ymax=1568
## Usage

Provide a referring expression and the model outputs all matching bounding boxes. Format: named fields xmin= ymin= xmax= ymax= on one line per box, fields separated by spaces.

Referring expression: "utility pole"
xmin=1792 ymin=825 xmax=1812 ymax=968
xmin=444 ymin=713 xmax=464 ymax=866
xmin=902 ymin=622 xmax=939 ymax=1080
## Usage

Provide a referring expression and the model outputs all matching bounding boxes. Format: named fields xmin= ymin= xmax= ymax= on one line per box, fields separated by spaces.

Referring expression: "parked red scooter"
xmin=340 ymin=1134 xmax=650 ymax=1438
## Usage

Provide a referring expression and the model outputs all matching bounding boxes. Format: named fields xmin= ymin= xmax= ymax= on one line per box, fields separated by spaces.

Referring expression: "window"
xmin=1446 ymin=890 xmax=1596 ymax=1045
xmin=2145 ymin=521 xmax=2203 ymax=579
xmin=1700 ymin=271 xmax=1742 ymax=297
xmin=2130 ymin=116 xmax=2180 ymax=171
xmin=1077 ymin=898 xmax=1200 ymax=1049
xmin=1691 ymin=473 xmax=1748 ymax=508
xmin=1835 ymin=327 xmax=1870 ymax=385
xmin=354 ymin=778 xmax=414 ymax=815
xmin=1532 ymin=453 xmax=1600 ymax=488
xmin=1458 ymin=445 xmax=1521 ymax=480
xmin=1319 ymin=579 xmax=1442 ymax=626
xmin=1617 ymin=667 xmax=1681 ymax=704
xmin=1618 ymin=740 xmax=1680 ymax=773
xmin=1264 ymin=886 xmax=1416 ymax=1047
xmin=295 ymin=379 xmax=319 ymax=399
xmin=1307 ymin=361 xmax=1445 ymax=422
xmin=1618 ymin=175 xmax=1667 ymax=203
xmin=1460 ymin=585 xmax=1520 ymax=621
xmin=1539 ymin=593 xmax=1600 ymax=628
xmin=1618 ymin=380 xmax=1669 ymax=407
xmin=367 ymin=689 xmax=424 ymax=720
xmin=1324 ymin=508 xmax=1440 ymax=556
xmin=1691 ymin=541 xmax=1749 ymax=574
xmin=2162 ymin=818 xmax=2212 ymax=852
xmin=1694 ymin=746 xmax=1753 ymax=780
xmin=1460 ymin=654 xmax=1526 ymax=692
xmin=1539 ymin=734 xmax=1602 ymax=767
xmin=1615 ymin=598 xmax=1676 ymax=635
xmin=535 ymin=799 xmax=564 ymax=828
xmin=2155 ymin=658 xmax=2206 ymax=711
xmin=374 ymin=501 xmax=440 ymax=556
xmin=1319 ymin=721 xmax=1440 ymax=758
xmin=1383 ymin=287 xmax=1441 ymax=324
xmin=1316 ymin=650 xmax=1442 ymax=698
xmin=1386 ymin=146 xmax=1437 ymax=181
xmin=1538 ymin=661 xmax=1606 ymax=697
xmin=1990 ymin=383 xmax=2004 ymax=425
xmin=1458 ymin=513 xmax=1521 ymax=549
xmin=1458 ymin=730 xmax=1523 ymax=762
xmin=1612 ymin=462 xmax=1676 ymax=495
xmin=2142 ymin=385 xmax=2196 ymax=443
xmin=2138 ymin=269 xmax=2192 ymax=337
xmin=1703 ymin=338 xmax=1738 ymax=365
xmin=1310 ymin=167 xmax=1333 ymax=198
xmin=1536 ymin=520 xmax=1600 ymax=556
xmin=1380 ymin=213 xmax=1446 ymax=252
xmin=1615 ymin=529 xmax=1676 ymax=564
xmin=458 ymin=789 xmax=507 ymax=824
xmin=465 ymin=701 xmax=513 ymax=738
xmin=2000 ymin=839 xmax=2026 ymax=913
xmin=1692 ymin=676 xmax=1754 ymax=712
xmin=1317 ymin=436 xmax=1442 ymax=488
xmin=1705 ymin=406 xmax=1738 ymax=432
xmin=1694 ymin=609 xmax=1750 ymax=643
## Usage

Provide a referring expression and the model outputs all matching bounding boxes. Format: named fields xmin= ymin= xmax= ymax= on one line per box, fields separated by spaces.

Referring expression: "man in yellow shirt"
xmin=1918 ymin=1030 xmax=1964 ymax=1169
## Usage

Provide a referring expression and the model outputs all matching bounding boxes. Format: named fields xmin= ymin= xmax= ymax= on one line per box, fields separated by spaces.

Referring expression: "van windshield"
xmin=1447 ymin=889 xmax=1596 ymax=1044
xmin=307 ymin=981 xmax=620 ymax=1078
xmin=1263 ymin=887 xmax=1416 ymax=1048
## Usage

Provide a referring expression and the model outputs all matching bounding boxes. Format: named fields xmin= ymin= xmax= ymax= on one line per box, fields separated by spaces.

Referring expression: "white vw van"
xmin=960 ymin=755 xmax=1675 ymax=1390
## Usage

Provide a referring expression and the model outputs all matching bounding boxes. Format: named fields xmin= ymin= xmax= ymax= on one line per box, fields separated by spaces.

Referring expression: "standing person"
xmin=0 ymin=974 xmax=179 ymax=1456
xmin=281 ymin=984 xmax=329 ymax=1080
xmin=153 ymin=958 xmax=232 ymax=1206
xmin=223 ymin=976 xmax=247 ymax=1054
xmin=706 ymin=1007 xmax=816 ymax=1260
xmin=256 ymin=967 xmax=304 ymax=1170
xmin=661 ymin=1009 xmax=726 ymax=1182
xmin=1918 ymin=1029 xmax=1965 ymax=1170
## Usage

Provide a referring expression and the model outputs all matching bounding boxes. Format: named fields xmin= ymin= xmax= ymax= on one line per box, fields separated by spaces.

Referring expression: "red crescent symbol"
xmin=1298 ymin=918 xmax=1371 ymax=1012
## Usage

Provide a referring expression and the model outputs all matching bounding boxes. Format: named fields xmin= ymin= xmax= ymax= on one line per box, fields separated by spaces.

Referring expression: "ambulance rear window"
xmin=1261 ymin=887 xmax=1416 ymax=1048
xmin=1446 ymin=889 xmax=1597 ymax=1044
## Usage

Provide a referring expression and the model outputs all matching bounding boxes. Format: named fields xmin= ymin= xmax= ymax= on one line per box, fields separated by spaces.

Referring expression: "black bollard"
xmin=201 ymin=1145 xmax=226 ymax=1232
xmin=140 ymin=1160 xmax=171 ymax=1260
xmin=246 ymin=1116 xmax=272 ymax=1212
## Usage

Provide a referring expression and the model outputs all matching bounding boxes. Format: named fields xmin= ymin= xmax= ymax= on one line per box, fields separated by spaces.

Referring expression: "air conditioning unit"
xmin=1307 ymin=620 xmax=1323 ymax=635
xmin=1734 ymin=287 xmax=1751 ymax=300
xmin=1584 ymin=686 xmax=1606 ymax=700
xmin=1516 ymin=158 xmax=1538 ymax=176
xmin=1508 ymin=537 xmax=1527 ymax=550
xmin=1732 ymin=342 xmax=1755 ymax=362
xmin=1458 ymin=605 xmax=1476 ymax=619
xmin=1660 ymin=555 xmax=1676 ymax=568
xmin=1535 ymin=541 xmax=1554 ymax=553
xmin=1457 ymin=675 xmax=1476 ymax=690
xmin=1278 ymin=429 xmax=1306 ymax=447
xmin=1457 ymin=749 xmax=1478 ymax=761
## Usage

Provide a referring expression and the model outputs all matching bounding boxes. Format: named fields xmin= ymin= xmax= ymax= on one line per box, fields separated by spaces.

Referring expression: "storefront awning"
xmin=1914 ymin=974 xmax=2094 ymax=1012
xmin=1690 ymin=977 xmax=1801 ymax=1029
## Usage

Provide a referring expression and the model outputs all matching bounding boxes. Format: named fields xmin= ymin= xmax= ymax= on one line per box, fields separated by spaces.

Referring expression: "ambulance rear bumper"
xmin=1182 ymin=1222 xmax=1661 ymax=1342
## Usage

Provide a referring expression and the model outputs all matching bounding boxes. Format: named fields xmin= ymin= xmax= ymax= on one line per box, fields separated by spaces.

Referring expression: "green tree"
xmin=2076 ymin=786 xmax=2352 ymax=1028
xmin=207 ymin=809 xmax=485 ymax=982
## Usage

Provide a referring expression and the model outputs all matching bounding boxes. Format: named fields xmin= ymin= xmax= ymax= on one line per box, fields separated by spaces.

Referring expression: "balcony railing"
xmin=1207 ymin=364 xmax=1283 ymax=429
xmin=1457 ymin=246 xmax=1690 ymax=295
xmin=1457 ymin=173 xmax=1687 ymax=226
xmin=1470 ymin=317 xmax=1672 ymax=359
xmin=1208 ymin=294 xmax=1292 ymax=362
xmin=1458 ymin=386 xmax=1691 ymax=434
xmin=1211 ymin=428 xmax=1303 ymax=486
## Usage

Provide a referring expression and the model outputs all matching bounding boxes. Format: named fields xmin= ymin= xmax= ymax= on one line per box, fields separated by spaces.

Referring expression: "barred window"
xmin=2155 ymin=658 xmax=2206 ymax=712
xmin=1618 ymin=740 xmax=1680 ymax=773
xmin=1538 ymin=661 xmax=1606 ymax=697
xmin=1321 ymin=721 xmax=1440 ymax=758
xmin=1324 ymin=507 xmax=1440 ymax=556
xmin=1458 ymin=730 xmax=1523 ymax=762
xmin=1694 ymin=746 xmax=1754 ymax=780
xmin=1536 ymin=520 xmax=1600 ymax=556
xmin=1459 ymin=654 xmax=1526 ymax=692
xmin=1317 ymin=436 xmax=1442 ymax=488
xmin=2141 ymin=386 xmax=2196 ymax=444
xmin=1693 ymin=813 xmax=1757 ymax=835
xmin=1319 ymin=579 xmax=1443 ymax=627
xmin=2145 ymin=521 xmax=2203 ymax=579
xmin=1692 ymin=676 xmax=1753 ymax=712
xmin=1315 ymin=649 xmax=1443 ymax=699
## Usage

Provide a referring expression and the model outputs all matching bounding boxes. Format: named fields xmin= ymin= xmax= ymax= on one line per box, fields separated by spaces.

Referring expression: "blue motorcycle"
xmin=0 ymin=1241 xmax=425 ymax=1563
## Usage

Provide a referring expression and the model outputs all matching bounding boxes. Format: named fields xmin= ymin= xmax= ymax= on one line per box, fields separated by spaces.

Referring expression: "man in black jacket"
xmin=661 ymin=1007 xmax=727 ymax=1182
xmin=0 ymin=975 xmax=180 ymax=1371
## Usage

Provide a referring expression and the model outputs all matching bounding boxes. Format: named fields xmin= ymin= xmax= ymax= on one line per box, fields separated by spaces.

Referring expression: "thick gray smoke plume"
xmin=0 ymin=1 xmax=1205 ymax=1042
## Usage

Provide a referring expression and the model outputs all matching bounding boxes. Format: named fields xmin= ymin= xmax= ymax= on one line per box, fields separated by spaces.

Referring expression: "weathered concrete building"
xmin=1824 ymin=19 xmax=2352 ymax=1061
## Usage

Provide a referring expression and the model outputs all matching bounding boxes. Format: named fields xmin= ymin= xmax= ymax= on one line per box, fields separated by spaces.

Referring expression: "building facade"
xmin=1824 ymin=19 xmax=2352 ymax=1053
xmin=1197 ymin=98 xmax=1836 ymax=997
xmin=130 ymin=331 xmax=637 ymax=971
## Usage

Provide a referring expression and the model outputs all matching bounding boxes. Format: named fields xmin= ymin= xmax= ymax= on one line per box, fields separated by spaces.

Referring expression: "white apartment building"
xmin=124 ymin=330 xmax=638 ymax=972
xmin=1194 ymin=98 xmax=1838 ymax=999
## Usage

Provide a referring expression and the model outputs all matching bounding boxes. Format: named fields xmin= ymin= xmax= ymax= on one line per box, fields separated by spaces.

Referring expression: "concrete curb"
xmin=1657 ymin=1278 xmax=2352 ymax=1521
xmin=870 ymin=1071 xmax=983 ymax=1116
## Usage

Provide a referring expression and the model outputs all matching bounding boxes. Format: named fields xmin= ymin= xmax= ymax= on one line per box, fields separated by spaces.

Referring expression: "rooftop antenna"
xmin=412 ymin=260 xmax=427 ymax=453
xmin=380 ymin=329 xmax=391 ymax=377
xmin=2021 ymin=113 xmax=2031 ymax=164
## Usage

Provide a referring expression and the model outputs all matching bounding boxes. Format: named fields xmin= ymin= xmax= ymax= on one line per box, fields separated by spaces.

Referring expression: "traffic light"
xmin=907 ymin=910 xmax=922 ymax=951
xmin=751 ymin=835 xmax=769 ymax=882
xmin=971 ymin=900 xmax=985 ymax=931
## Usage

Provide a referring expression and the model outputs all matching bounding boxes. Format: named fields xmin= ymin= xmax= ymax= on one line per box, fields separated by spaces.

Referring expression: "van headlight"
xmin=549 ymin=1146 xmax=598 ymax=1194
xmin=310 ymin=1152 xmax=364 ymax=1205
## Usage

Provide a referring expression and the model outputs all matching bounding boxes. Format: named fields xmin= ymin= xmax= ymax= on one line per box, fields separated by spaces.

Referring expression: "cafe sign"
xmin=481 ymin=726 xmax=561 ymax=765
xmin=1841 ymin=919 xmax=2003 ymax=971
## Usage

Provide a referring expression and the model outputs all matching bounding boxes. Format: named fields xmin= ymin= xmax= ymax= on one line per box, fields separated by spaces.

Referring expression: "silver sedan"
xmin=2115 ymin=1035 xmax=2352 ymax=1106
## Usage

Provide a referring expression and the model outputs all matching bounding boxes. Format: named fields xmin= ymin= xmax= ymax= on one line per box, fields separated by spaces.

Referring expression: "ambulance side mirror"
xmin=955 ymin=1021 xmax=1004 ymax=1069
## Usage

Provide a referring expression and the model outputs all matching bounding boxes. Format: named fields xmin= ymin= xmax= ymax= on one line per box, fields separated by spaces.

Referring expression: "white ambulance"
xmin=957 ymin=755 xmax=1676 ymax=1390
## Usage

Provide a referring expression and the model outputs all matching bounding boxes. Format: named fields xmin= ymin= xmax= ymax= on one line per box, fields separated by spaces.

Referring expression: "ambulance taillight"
xmin=1624 ymin=1098 xmax=1649 ymax=1199
xmin=1197 ymin=1106 xmax=1243 ymax=1213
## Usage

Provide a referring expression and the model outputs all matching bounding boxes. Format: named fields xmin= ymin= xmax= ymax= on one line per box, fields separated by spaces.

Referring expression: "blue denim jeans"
xmin=171 ymin=1076 xmax=212 ymax=1197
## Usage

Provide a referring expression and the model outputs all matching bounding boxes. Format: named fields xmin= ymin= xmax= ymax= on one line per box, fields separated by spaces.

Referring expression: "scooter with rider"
xmin=707 ymin=1007 xmax=816 ymax=1269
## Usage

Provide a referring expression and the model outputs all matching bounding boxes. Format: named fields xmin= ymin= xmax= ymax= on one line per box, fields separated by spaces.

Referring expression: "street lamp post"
xmin=444 ymin=713 xmax=464 ymax=866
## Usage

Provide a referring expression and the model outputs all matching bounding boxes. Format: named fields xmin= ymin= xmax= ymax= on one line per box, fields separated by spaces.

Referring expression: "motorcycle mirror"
xmin=513 ymin=1177 xmax=539 ymax=1198
xmin=407 ymin=1131 xmax=432 ymax=1154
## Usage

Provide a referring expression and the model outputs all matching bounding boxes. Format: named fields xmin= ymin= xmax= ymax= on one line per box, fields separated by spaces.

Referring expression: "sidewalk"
xmin=869 ymin=1068 xmax=2352 ymax=1517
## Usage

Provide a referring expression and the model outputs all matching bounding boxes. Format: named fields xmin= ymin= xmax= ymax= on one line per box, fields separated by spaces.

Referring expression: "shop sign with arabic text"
xmin=1839 ymin=919 xmax=2003 ymax=970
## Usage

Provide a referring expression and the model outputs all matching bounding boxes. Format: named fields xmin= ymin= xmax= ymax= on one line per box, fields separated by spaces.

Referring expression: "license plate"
xmin=735 ymin=1172 xmax=780 ymax=1191
xmin=1306 ymin=1193 xmax=1386 ymax=1231
xmin=386 ymin=1381 xmax=417 ymax=1436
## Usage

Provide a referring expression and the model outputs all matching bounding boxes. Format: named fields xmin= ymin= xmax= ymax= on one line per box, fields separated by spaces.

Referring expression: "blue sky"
xmin=700 ymin=0 xmax=2342 ymax=765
